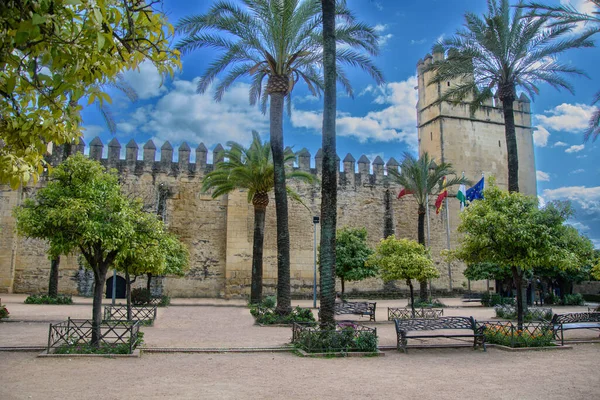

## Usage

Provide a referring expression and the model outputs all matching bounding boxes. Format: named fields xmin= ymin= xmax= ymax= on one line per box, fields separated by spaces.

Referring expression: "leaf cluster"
xmin=0 ymin=0 xmax=180 ymax=187
xmin=335 ymin=227 xmax=376 ymax=282
xmin=367 ymin=235 xmax=439 ymax=283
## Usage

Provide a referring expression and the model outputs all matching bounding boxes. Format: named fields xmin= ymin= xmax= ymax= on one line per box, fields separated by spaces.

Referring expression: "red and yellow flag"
xmin=435 ymin=176 xmax=447 ymax=214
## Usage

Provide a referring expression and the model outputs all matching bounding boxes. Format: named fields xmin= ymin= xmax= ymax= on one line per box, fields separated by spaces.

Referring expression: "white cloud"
xmin=537 ymin=195 xmax=546 ymax=208
xmin=81 ymin=125 xmax=105 ymax=142
xmin=576 ymin=154 xmax=588 ymax=159
xmin=410 ymin=38 xmax=427 ymax=45
xmin=116 ymin=79 xmax=268 ymax=150
xmin=570 ymin=169 xmax=585 ymax=174
xmin=536 ymin=170 xmax=550 ymax=182
xmin=121 ymin=61 xmax=167 ymax=100
xmin=536 ymin=103 xmax=596 ymax=132
xmin=565 ymin=144 xmax=585 ymax=153
xmin=533 ymin=125 xmax=550 ymax=147
xmin=561 ymin=0 xmax=597 ymax=34
xmin=553 ymin=141 xmax=568 ymax=147
xmin=568 ymin=220 xmax=590 ymax=232
xmin=373 ymin=24 xmax=393 ymax=46
xmin=543 ymin=186 xmax=600 ymax=214
xmin=291 ymin=76 xmax=418 ymax=148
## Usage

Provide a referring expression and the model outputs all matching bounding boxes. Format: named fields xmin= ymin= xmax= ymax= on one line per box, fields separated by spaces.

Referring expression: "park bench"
xmin=388 ymin=307 xmax=443 ymax=321
xmin=551 ymin=312 xmax=600 ymax=345
xmin=394 ymin=316 xmax=485 ymax=353
xmin=334 ymin=302 xmax=376 ymax=322
xmin=461 ymin=292 xmax=482 ymax=303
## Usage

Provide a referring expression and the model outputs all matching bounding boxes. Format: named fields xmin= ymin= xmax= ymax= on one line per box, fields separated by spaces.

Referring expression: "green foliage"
xmin=24 ymin=294 xmax=72 ymax=305
xmin=294 ymin=325 xmax=378 ymax=353
xmin=202 ymin=131 xmax=315 ymax=205
xmin=175 ymin=0 xmax=383 ymax=109
xmin=54 ymin=331 xmax=144 ymax=355
xmin=481 ymin=293 xmax=515 ymax=307
xmin=0 ymin=0 xmax=180 ymax=187
xmin=367 ymin=236 xmax=439 ymax=283
xmin=494 ymin=306 xmax=552 ymax=322
xmin=249 ymin=297 xmax=315 ymax=326
xmin=562 ymin=293 xmax=584 ymax=306
xmin=335 ymin=227 xmax=376 ymax=284
xmin=413 ymin=298 xmax=446 ymax=308
xmin=544 ymin=293 xmax=561 ymax=305
xmin=157 ymin=295 xmax=171 ymax=307
xmin=464 ymin=262 xmax=511 ymax=281
xmin=591 ymin=263 xmax=600 ymax=280
xmin=131 ymin=289 xmax=152 ymax=306
xmin=483 ymin=324 xmax=554 ymax=348
xmin=452 ymin=182 xmax=582 ymax=275
xmin=0 ymin=304 xmax=9 ymax=320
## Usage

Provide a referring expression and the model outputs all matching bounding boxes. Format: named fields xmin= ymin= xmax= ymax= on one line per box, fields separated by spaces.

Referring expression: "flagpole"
xmin=444 ymin=194 xmax=452 ymax=291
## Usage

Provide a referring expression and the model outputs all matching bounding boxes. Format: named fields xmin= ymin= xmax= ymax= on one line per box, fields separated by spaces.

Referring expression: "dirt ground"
xmin=1 ymin=294 xmax=599 ymax=399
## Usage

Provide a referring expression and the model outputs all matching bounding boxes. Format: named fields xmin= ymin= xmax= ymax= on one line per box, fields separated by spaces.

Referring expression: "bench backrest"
xmin=395 ymin=316 xmax=476 ymax=332
xmin=552 ymin=312 xmax=600 ymax=325
xmin=335 ymin=302 xmax=374 ymax=313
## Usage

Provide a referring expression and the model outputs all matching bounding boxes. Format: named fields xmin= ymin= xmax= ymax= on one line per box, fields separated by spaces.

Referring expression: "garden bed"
xmin=494 ymin=305 xmax=553 ymax=321
xmin=477 ymin=321 xmax=554 ymax=348
xmin=104 ymin=305 xmax=157 ymax=326
xmin=46 ymin=318 xmax=142 ymax=355
xmin=291 ymin=322 xmax=378 ymax=354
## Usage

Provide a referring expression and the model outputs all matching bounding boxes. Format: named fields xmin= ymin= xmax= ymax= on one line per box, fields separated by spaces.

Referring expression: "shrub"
xmin=562 ymin=293 xmax=584 ymax=306
xmin=544 ymin=293 xmax=560 ymax=305
xmin=294 ymin=324 xmax=378 ymax=353
xmin=131 ymin=288 xmax=152 ymax=306
xmin=24 ymin=294 xmax=72 ymax=305
xmin=157 ymin=295 xmax=171 ymax=307
xmin=494 ymin=305 xmax=553 ymax=321
xmin=0 ymin=304 xmax=9 ymax=320
xmin=482 ymin=323 xmax=554 ymax=348
xmin=413 ymin=298 xmax=446 ymax=308
xmin=481 ymin=292 xmax=514 ymax=307
xmin=54 ymin=331 xmax=144 ymax=355
xmin=250 ymin=297 xmax=315 ymax=325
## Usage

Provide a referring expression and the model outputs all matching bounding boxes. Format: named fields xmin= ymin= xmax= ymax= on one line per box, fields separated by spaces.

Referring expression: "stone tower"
xmin=416 ymin=48 xmax=537 ymax=196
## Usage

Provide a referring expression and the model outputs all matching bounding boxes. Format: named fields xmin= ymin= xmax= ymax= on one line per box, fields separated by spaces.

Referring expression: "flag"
xmin=466 ymin=177 xmax=484 ymax=202
xmin=435 ymin=176 xmax=447 ymax=214
xmin=457 ymin=184 xmax=467 ymax=211
xmin=397 ymin=188 xmax=413 ymax=199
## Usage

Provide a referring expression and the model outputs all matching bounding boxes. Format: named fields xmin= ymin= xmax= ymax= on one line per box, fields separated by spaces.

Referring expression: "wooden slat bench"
xmin=334 ymin=302 xmax=376 ymax=322
xmin=551 ymin=312 xmax=600 ymax=345
xmin=394 ymin=316 xmax=485 ymax=353
xmin=388 ymin=307 xmax=443 ymax=321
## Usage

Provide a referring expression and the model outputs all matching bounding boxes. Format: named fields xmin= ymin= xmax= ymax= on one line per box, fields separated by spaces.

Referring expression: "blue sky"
xmin=80 ymin=0 xmax=600 ymax=248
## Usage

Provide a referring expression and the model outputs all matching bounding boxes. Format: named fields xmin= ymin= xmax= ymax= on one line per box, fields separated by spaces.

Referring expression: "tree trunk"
xmin=499 ymin=90 xmax=519 ymax=193
xmin=511 ymin=266 xmax=526 ymax=330
xmin=408 ymin=279 xmax=415 ymax=318
xmin=48 ymin=256 xmax=60 ymax=298
xmin=417 ymin=206 xmax=427 ymax=301
xmin=126 ymin=268 xmax=132 ymax=321
xmin=91 ymin=265 xmax=109 ymax=346
xmin=341 ymin=278 xmax=345 ymax=295
xmin=146 ymin=273 xmax=152 ymax=292
xmin=250 ymin=204 xmax=266 ymax=304
xmin=269 ymin=89 xmax=292 ymax=316
xmin=318 ymin=0 xmax=337 ymax=329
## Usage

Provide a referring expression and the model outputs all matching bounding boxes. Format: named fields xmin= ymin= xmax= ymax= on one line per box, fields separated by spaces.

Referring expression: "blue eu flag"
xmin=466 ymin=177 xmax=484 ymax=202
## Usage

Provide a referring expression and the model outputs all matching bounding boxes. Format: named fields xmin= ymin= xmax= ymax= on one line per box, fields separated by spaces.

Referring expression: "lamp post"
xmin=313 ymin=215 xmax=320 ymax=308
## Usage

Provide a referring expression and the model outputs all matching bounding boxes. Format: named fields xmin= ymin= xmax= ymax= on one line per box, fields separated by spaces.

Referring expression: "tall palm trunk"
xmin=417 ymin=205 xmax=427 ymax=301
xmin=268 ymin=77 xmax=292 ymax=316
xmin=250 ymin=193 xmax=268 ymax=304
xmin=48 ymin=257 xmax=60 ymax=297
xmin=319 ymin=0 xmax=337 ymax=328
xmin=499 ymin=85 xmax=519 ymax=193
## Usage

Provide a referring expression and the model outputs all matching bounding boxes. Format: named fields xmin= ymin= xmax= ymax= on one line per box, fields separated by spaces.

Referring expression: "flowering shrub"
xmin=482 ymin=323 xmax=554 ymax=348
xmin=0 ymin=304 xmax=9 ymax=320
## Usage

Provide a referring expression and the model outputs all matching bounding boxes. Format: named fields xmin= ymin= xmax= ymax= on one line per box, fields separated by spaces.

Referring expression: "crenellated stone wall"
xmin=0 ymin=50 xmax=537 ymax=298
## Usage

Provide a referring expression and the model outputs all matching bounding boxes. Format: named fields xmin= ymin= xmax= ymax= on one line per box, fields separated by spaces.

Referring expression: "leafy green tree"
xmin=201 ymin=131 xmax=314 ymax=304
xmin=451 ymin=181 xmax=582 ymax=328
xmin=388 ymin=152 xmax=467 ymax=301
xmin=367 ymin=236 xmax=439 ymax=316
xmin=523 ymin=0 xmax=600 ymax=141
xmin=175 ymin=0 xmax=382 ymax=315
xmin=335 ymin=227 xmax=375 ymax=294
xmin=0 ymin=0 xmax=180 ymax=188
xmin=15 ymin=154 xmax=143 ymax=345
xmin=427 ymin=0 xmax=592 ymax=192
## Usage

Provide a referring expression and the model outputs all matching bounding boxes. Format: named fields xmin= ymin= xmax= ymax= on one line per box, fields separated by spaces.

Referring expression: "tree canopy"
xmin=335 ymin=227 xmax=376 ymax=293
xmin=0 ymin=0 xmax=180 ymax=188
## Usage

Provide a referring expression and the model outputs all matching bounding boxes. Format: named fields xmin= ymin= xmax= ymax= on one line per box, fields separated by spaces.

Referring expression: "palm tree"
xmin=522 ymin=0 xmax=600 ymax=141
xmin=388 ymin=152 xmax=468 ymax=301
xmin=201 ymin=131 xmax=314 ymax=304
xmin=318 ymin=0 xmax=337 ymax=327
xmin=176 ymin=0 xmax=383 ymax=315
xmin=426 ymin=0 xmax=593 ymax=193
